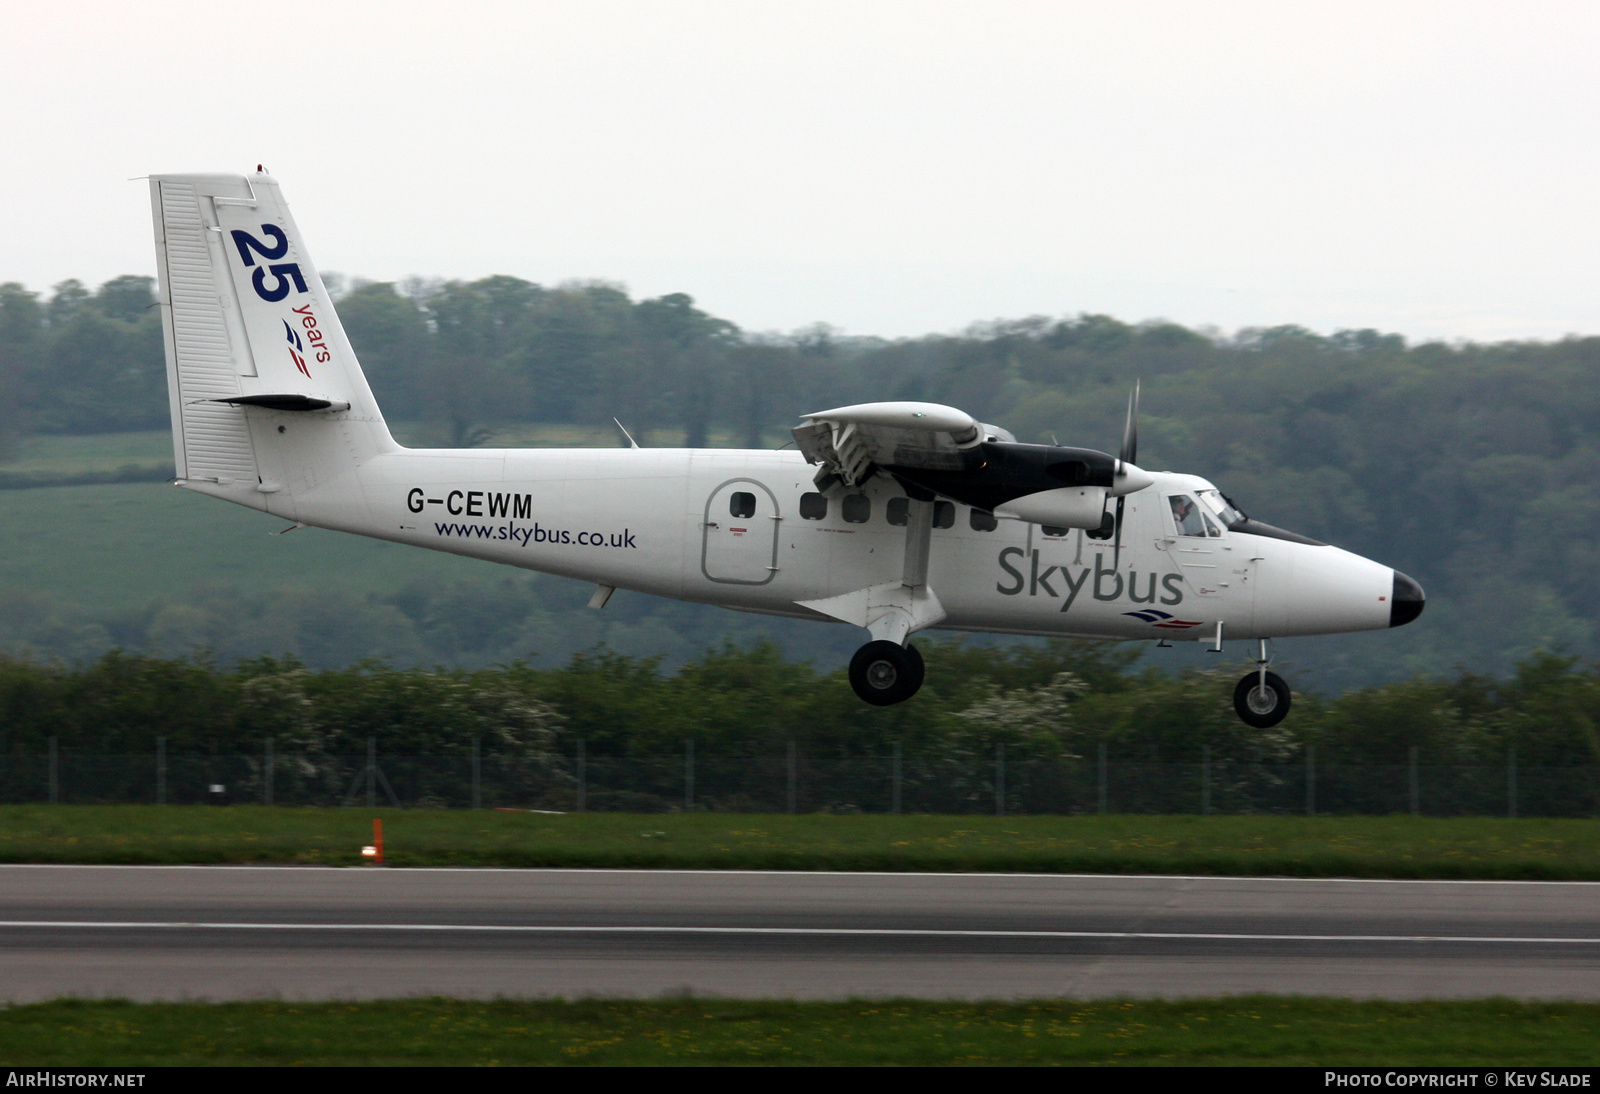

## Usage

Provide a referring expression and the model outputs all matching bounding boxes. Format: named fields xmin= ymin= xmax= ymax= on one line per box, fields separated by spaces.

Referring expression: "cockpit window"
xmin=1168 ymin=494 xmax=1211 ymax=537
xmin=1196 ymin=488 xmax=1245 ymax=528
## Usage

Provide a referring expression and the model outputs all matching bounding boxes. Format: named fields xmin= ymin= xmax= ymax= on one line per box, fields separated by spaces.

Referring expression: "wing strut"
xmin=795 ymin=496 xmax=946 ymax=645
xmin=901 ymin=497 xmax=933 ymax=589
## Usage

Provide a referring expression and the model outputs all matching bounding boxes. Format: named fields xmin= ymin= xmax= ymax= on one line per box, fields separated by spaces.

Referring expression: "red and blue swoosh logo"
xmin=282 ymin=319 xmax=311 ymax=379
xmin=1124 ymin=609 xmax=1203 ymax=629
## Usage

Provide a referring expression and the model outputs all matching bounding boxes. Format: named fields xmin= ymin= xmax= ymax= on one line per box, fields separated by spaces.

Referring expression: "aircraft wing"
xmin=793 ymin=402 xmax=1012 ymax=486
xmin=792 ymin=400 xmax=1152 ymax=529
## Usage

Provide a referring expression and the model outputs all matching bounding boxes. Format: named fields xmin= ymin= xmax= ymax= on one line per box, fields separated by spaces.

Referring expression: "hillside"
xmin=2 ymin=274 xmax=1596 ymax=689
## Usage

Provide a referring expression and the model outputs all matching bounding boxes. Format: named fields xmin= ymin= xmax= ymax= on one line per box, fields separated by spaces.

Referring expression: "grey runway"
xmin=2 ymin=865 xmax=1598 ymax=1002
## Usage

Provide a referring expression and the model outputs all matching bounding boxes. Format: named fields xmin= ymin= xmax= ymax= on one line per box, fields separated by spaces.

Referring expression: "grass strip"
xmin=2 ymin=997 xmax=1598 ymax=1066
xmin=2 ymin=806 xmax=1600 ymax=879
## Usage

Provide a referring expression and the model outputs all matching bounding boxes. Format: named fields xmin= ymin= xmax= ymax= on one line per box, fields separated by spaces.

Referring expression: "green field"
xmin=0 ymin=426 xmax=530 ymax=610
xmin=3 ymin=997 xmax=1596 ymax=1066
xmin=0 ymin=482 xmax=505 ymax=611
xmin=0 ymin=431 xmax=174 ymax=479
xmin=4 ymin=807 xmax=1599 ymax=878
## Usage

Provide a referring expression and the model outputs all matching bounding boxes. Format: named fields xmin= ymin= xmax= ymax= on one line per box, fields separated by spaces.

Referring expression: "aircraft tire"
xmin=849 ymin=641 xmax=924 ymax=706
xmin=1233 ymin=670 xmax=1291 ymax=728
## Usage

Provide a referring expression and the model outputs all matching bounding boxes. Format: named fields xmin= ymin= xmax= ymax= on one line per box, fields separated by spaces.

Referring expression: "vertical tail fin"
xmin=150 ymin=170 xmax=395 ymax=511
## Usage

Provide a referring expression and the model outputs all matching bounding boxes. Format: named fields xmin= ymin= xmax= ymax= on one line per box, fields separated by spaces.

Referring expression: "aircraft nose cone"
xmin=1390 ymin=570 xmax=1425 ymax=628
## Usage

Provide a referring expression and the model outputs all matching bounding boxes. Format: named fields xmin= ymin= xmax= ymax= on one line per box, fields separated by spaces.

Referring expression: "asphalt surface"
xmin=2 ymin=865 xmax=1598 ymax=1001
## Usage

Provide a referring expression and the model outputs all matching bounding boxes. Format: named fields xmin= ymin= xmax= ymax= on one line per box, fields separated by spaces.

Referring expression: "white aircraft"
xmin=148 ymin=170 xmax=1423 ymax=728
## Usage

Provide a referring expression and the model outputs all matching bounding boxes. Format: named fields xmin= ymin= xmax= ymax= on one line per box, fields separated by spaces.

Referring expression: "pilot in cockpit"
xmin=1169 ymin=494 xmax=1208 ymax=537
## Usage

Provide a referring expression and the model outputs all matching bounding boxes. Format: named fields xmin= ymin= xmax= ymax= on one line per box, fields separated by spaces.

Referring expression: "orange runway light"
xmin=362 ymin=818 xmax=385 ymax=865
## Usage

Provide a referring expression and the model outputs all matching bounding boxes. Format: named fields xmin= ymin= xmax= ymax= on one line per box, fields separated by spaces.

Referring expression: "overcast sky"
xmin=5 ymin=0 xmax=1599 ymax=342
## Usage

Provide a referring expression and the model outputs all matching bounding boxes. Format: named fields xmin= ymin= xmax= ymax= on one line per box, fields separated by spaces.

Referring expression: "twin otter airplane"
xmin=149 ymin=170 xmax=1424 ymax=727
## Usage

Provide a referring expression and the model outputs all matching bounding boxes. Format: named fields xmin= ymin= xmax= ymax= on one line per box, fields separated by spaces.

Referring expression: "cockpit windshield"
xmin=1196 ymin=488 xmax=1245 ymax=528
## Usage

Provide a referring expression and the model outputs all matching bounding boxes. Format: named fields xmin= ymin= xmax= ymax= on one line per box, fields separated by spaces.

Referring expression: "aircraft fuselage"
xmin=188 ymin=445 xmax=1395 ymax=644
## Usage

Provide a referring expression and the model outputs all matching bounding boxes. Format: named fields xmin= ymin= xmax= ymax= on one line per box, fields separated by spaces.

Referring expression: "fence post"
xmin=1508 ymin=746 xmax=1517 ymax=819
xmin=576 ymin=738 xmax=586 ymax=812
xmin=685 ymin=740 xmax=694 ymax=811
xmin=367 ymin=737 xmax=376 ymax=809
xmin=995 ymin=742 xmax=1005 ymax=818
xmin=1408 ymin=745 xmax=1419 ymax=817
xmin=264 ymin=738 xmax=274 ymax=807
xmin=1098 ymin=742 xmax=1107 ymax=814
xmin=892 ymin=742 xmax=902 ymax=815
xmin=48 ymin=736 xmax=58 ymax=805
xmin=1305 ymin=744 xmax=1315 ymax=816
xmin=157 ymin=737 xmax=165 ymax=805
xmin=786 ymin=740 xmax=796 ymax=814
xmin=1201 ymin=744 xmax=1211 ymax=816
xmin=471 ymin=737 xmax=481 ymax=810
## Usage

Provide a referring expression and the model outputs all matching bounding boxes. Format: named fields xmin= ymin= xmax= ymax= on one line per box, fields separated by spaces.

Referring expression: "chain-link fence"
xmin=6 ymin=739 xmax=1598 ymax=817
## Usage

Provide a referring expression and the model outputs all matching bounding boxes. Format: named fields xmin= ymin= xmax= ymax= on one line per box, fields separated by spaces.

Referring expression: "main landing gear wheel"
xmin=849 ymin=641 xmax=925 ymax=706
xmin=1233 ymin=670 xmax=1291 ymax=728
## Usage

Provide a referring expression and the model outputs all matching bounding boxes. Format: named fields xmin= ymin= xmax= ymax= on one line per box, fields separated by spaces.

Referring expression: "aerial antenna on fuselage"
xmin=612 ymin=418 xmax=641 ymax=449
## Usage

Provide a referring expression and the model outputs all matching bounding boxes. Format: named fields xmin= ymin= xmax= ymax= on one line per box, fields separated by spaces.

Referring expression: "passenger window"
xmin=886 ymin=497 xmax=909 ymax=526
xmin=1168 ymin=494 xmax=1208 ymax=537
xmin=730 ymin=491 xmax=756 ymax=519
xmin=842 ymin=494 xmax=871 ymax=524
xmin=969 ymin=509 xmax=998 ymax=532
xmin=933 ymin=501 xmax=954 ymax=529
xmin=1042 ymin=525 xmax=1068 ymax=537
xmin=799 ymin=492 xmax=827 ymax=520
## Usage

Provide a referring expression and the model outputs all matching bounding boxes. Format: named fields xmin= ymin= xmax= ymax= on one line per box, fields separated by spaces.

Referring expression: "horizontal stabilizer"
xmin=212 ymin=394 xmax=351 ymax=413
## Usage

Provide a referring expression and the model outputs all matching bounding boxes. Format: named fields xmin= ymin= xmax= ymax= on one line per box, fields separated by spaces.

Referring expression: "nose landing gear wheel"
xmin=849 ymin=641 xmax=925 ymax=706
xmin=1233 ymin=670 xmax=1291 ymax=728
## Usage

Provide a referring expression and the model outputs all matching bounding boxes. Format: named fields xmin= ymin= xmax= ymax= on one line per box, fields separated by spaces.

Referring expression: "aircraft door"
xmin=1165 ymin=492 xmax=1227 ymax=598
xmin=1165 ymin=489 xmax=1259 ymax=620
xmin=702 ymin=479 xmax=781 ymax=585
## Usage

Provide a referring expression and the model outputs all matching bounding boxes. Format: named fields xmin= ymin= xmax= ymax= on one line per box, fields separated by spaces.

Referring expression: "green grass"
xmin=0 ymin=484 xmax=510 ymax=611
xmin=0 ymin=431 xmax=174 ymax=478
xmin=3 ymin=806 xmax=1599 ymax=877
xmin=2 ymin=997 xmax=1597 ymax=1065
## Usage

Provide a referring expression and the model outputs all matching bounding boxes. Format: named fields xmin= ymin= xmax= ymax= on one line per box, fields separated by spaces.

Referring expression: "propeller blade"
xmin=1114 ymin=380 xmax=1139 ymax=568
xmin=1120 ymin=380 xmax=1140 ymax=466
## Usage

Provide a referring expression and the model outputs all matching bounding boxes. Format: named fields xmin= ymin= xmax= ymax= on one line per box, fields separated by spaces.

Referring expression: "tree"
xmin=635 ymin=293 xmax=738 ymax=447
xmin=94 ymin=276 xmax=155 ymax=322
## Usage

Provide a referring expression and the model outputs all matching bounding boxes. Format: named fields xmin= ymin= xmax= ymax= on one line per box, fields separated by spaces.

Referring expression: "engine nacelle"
xmin=994 ymin=486 xmax=1108 ymax=529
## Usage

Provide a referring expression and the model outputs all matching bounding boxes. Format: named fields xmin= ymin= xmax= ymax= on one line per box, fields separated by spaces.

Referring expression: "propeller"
xmin=1120 ymin=380 xmax=1139 ymax=467
xmin=1112 ymin=380 xmax=1140 ymax=569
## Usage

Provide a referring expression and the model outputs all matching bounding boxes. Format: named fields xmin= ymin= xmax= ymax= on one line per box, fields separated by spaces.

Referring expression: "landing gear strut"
xmin=849 ymin=641 xmax=925 ymax=706
xmin=1233 ymin=638 xmax=1290 ymax=728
